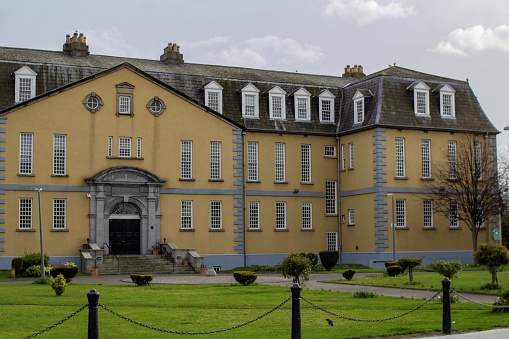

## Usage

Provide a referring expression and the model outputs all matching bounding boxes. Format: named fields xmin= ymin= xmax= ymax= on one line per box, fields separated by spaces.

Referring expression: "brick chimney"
xmin=342 ymin=64 xmax=365 ymax=78
xmin=63 ymin=31 xmax=89 ymax=57
xmin=160 ymin=42 xmax=184 ymax=65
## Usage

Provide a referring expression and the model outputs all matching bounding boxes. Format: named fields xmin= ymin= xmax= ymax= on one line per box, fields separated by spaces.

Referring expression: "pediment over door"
xmin=85 ymin=166 xmax=166 ymax=186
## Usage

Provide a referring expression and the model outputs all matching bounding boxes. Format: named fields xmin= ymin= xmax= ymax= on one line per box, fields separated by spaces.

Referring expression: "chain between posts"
xmin=22 ymin=304 xmax=89 ymax=339
xmin=98 ymin=297 xmax=291 ymax=335
xmin=301 ymin=291 xmax=441 ymax=322
xmin=452 ymin=291 xmax=509 ymax=309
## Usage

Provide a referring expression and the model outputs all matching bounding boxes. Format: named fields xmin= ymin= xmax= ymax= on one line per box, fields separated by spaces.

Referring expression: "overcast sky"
xmin=1 ymin=0 xmax=508 ymax=150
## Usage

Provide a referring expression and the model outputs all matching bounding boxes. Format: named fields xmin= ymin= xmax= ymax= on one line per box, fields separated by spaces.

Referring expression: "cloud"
xmin=431 ymin=25 xmax=509 ymax=56
xmin=184 ymin=35 xmax=324 ymax=70
xmin=323 ymin=0 xmax=415 ymax=24
xmin=85 ymin=27 xmax=136 ymax=57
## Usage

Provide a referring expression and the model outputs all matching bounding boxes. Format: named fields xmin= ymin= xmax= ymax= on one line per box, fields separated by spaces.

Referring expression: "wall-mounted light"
xmin=293 ymin=189 xmax=299 ymax=194
xmin=86 ymin=193 xmax=91 ymax=198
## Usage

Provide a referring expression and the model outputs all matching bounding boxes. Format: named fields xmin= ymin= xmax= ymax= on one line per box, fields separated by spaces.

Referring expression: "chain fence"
xmin=98 ymin=297 xmax=291 ymax=335
xmin=22 ymin=304 xmax=88 ymax=339
xmin=452 ymin=291 xmax=509 ymax=310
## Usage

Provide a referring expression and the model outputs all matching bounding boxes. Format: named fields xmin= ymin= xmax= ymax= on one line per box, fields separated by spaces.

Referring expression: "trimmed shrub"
xmin=233 ymin=271 xmax=258 ymax=286
xmin=22 ymin=253 xmax=50 ymax=269
xmin=353 ymin=291 xmax=377 ymax=298
xmin=130 ymin=274 xmax=153 ymax=286
xmin=397 ymin=257 xmax=423 ymax=283
xmin=24 ymin=265 xmax=51 ymax=277
xmin=319 ymin=251 xmax=339 ymax=271
xmin=342 ymin=269 xmax=356 ymax=281
xmin=32 ymin=277 xmax=52 ymax=285
xmin=387 ymin=265 xmax=402 ymax=277
xmin=50 ymin=274 xmax=67 ymax=296
xmin=480 ymin=282 xmax=502 ymax=290
xmin=11 ymin=257 xmax=24 ymax=278
xmin=493 ymin=289 xmax=509 ymax=312
xmin=384 ymin=261 xmax=398 ymax=269
xmin=474 ymin=243 xmax=509 ymax=286
xmin=50 ymin=262 xmax=78 ymax=283
xmin=428 ymin=259 xmax=462 ymax=279
xmin=277 ymin=253 xmax=312 ymax=286
xmin=299 ymin=252 xmax=319 ymax=267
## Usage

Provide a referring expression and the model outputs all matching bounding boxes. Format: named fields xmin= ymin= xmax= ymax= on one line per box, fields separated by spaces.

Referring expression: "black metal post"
xmin=291 ymin=283 xmax=302 ymax=339
xmin=442 ymin=278 xmax=452 ymax=335
xmin=87 ymin=288 xmax=100 ymax=339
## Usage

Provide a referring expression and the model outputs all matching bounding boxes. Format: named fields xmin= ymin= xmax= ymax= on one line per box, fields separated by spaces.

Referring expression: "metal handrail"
xmin=159 ymin=243 xmax=175 ymax=272
xmin=103 ymin=243 xmax=119 ymax=261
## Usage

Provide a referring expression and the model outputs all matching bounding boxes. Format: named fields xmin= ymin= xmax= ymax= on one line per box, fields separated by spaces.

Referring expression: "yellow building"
xmin=0 ymin=33 xmax=500 ymax=270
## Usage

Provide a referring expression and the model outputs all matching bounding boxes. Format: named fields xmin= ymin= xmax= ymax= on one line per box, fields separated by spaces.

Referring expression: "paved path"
xmin=5 ymin=272 xmax=508 ymax=338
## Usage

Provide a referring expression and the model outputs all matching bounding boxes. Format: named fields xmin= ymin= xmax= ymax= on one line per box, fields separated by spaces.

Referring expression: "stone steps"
xmin=99 ymin=255 xmax=196 ymax=275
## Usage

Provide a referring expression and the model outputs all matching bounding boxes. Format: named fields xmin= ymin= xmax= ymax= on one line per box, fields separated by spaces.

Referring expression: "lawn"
xmin=1 ymin=282 xmax=508 ymax=338
xmin=326 ymin=271 xmax=509 ymax=295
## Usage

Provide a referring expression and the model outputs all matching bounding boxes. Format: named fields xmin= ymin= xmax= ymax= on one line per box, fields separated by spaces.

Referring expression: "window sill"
xmin=116 ymin=112 xmax=134 ymax=117
xmin=248 ymin=229 xmax=262 ymax=232
xmin=107 ymin=156 xmax=144 ymax=160
xmin=209 ymin=229 xmax=224 ymax=232
xmin=274 ymin=229 xmax=289 ymax=232
xmin=246 ymin=180 xmax=261 ymax=183
xmin=421 ymin=177 xmax=434 ymax=181
xmin=324 ymin=156 xmax=338 ymax=159
xmin=348 ymin=167 xmax=354 ymax=171
xmin=51 ymin=174 xmax=69 ymax=178
xmin=347 ymin=224 xmax=355 ymax=227
xmin=180 ymin=228 xmax=195 ymax=232
xmin=326 ymin=214 xmax=338 ymax=217
xmin=274 ymin=181 xmax=288 ymax=184
xmin=51 ymin=229 xmax=69 ymax=232
xmin=300 ymin=182 xmax=314 ymax=185
xmin=394 ymin=177 xmax=409 ymax=180
xmin=396 ymin=227 xmax=409 ymax=230
xmin=340 ymin=169 xmax=346 ymax=172
xmin=208 ymin=179 xmax=224 ymax=182
xmin=179 ymin=178 xmax=196 ymax=182
xmin=16 ymin=229 xmax=35 ymax=232
xmin=301 ymin=229 xmax=314 ymax=232
xmin=18 ymin=173 xmax=35 ymax=177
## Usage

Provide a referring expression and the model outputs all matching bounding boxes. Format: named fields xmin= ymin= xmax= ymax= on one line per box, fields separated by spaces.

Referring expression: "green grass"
xmin=326 ymin=271 xmax=509 ymax=294
xmin=1 ymin=282 xmax=508 ymax=338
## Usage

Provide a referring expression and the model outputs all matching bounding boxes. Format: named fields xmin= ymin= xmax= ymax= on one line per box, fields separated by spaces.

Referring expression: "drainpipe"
xmin=242 ymin=131 xmax=247 ymax=267
xmin=336 ymin=135 xmax=342 ymax=263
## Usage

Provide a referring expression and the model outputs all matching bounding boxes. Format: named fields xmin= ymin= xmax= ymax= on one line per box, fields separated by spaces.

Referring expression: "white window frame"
xmin=396 ymin=199 xmax=406 ymax=228
xmin=302 ymin=202 xmax=312 ymax=230
xmin=395 ymin=138 xmax=406 ymax=178
xmin=294 ymin=88 xmax=311 ymax=121
xmin=14 ymin=66 xmax=37 ymax=103
xmin=181 ymin=200 xmax=193 ymax=229
xmin=424 ymin=199 xmax=433 ymax=228
xmin=210 ymin=201 xmax=222 ymax=230
xmin=210 ymin=141 xmax=222 ymax=180
xmin=181 ymin=140 xmax=193 ymax=180
xmin=421 ymin=139 xmax=431 ymax=179
xmin=353 ymin=90 xmax=367 ymax=124
xmin=119 ymin=137 xmax=132 ymax=158
xmin=269 ymin=86 xmax=286 ymax=120
xmin=137 ymin=137 xmax=142 ymax=158
xmin=241 ymin=84 xmax=260 ymax=118
xmin=204 ymin=81 xmax=223 ymax=114
xmin=348 ymin=143 xmax=354 ymax=169
xmin=301 ymin=144 xmax=311 ymax=183
xmin=324 ymin=145 xmax=336 ymax=158
xmin=348 ymin=209 xmax=355 ymax=225
xmin=437 ymin=84 xmax=455 ymax=118
xmin=449 ymin=200 xmax=459 ymax=228
xmin=108 ymin=136 xmax=113 ymax=157
xmin=276 ymin=201 xmax=286 ymax=229
xmin=275 ymin=142 xmax=286 ymax=182
xmin=53 ymin=198 xmax=66 ymax=230
xmin=19 ymin=132 xmax=33 ymax=175
xmin=327 ymin=232 xmax=338 ymax=251
xmin=326 ymin=180 xmax=337 ymax=215
xmin=19 ymin=198 xmax=33 ymax=229
xmin=448 ymin=141 xmax=457 ymax=180
xmin=249 ymin=201 xmax=260 ymax=230
xmin=53 ymin=134 xmax=66 ymax=176
xmin=247 ymin=142 xmax=258 ymax=182
xmin=118 ymin=95 xmax=132 ymax=115
xmin=408 ymin=81 xmax=430 ymax=116
xmin=319 ymin=90 xmax=335 ymax=123
xmin=341 ymin=144 xmax=346 ymax=170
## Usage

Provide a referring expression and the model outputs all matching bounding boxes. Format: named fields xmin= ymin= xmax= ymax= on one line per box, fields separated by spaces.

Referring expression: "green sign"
xmin=493 ymin=229 xmax=500 ymax=241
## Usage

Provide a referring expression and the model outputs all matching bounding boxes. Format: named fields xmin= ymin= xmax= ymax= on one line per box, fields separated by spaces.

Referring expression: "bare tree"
xmin=425 ymin=133 xmax=501 ymax=251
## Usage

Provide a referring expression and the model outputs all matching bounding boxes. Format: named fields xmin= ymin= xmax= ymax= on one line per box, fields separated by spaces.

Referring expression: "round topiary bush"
xmin=319 ymin=251 xmax=339 ymax=271
xmin=130 ymin=274 xmax=153 ymax=286
xmin=233 ymin=271 xmax=257 ymax=286
xmin=342 ymin=269 xmax=356 ymax=281
xmin=387 ymin=265 xmax=402 ymax=277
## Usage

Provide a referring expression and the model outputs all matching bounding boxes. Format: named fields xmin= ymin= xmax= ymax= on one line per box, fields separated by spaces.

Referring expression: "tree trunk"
xmin=409 ymin=268 xmax=414 ymax=283
xmin=491 ymin=270 xmax=498 ymax=286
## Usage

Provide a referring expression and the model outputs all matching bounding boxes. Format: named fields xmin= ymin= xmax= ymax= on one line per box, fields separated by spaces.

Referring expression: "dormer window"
xmin=294 ymin=88 xmax=311 ymax=121
xmin=241 ymin=84 xmax=259 ymax=118
xmin=352 ymin=89 xmax=372 ymax=124
xmin=269 ymin=86 xmax=286 ymax=120
xmin=14 ymin=66 xmax=37 ymax=103
xmin=434 ymin=84 xmax=456 ymax=118
xmin=204 ymin=81 xmax=223 ymax=114
xmin=407 ymin=81 xmax=430 ymax=116
xmin=319 ymin=90 xmax=335 ymax=123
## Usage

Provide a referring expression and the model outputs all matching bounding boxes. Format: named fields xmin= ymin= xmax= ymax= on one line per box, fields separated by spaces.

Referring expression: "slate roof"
xmin=0 ymin=46 xmax=353 ymax=135
xmin=339 ymin=66 xmax=498 ymax=135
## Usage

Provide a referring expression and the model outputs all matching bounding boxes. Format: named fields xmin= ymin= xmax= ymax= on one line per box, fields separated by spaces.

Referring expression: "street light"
xmin=386 ymin=193 xmax=396 ymax=261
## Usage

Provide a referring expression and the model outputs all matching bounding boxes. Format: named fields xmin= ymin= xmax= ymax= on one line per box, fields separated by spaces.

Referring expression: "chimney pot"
xmin=160 ymin=41 xmax=184 ymax=65
xmin=63 ymin=32 xmax=90 ymax=57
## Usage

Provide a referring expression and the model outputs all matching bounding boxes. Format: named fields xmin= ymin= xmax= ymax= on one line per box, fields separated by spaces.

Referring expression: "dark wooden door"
xmin=109 ymin=219 xmax=140 ymax=254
